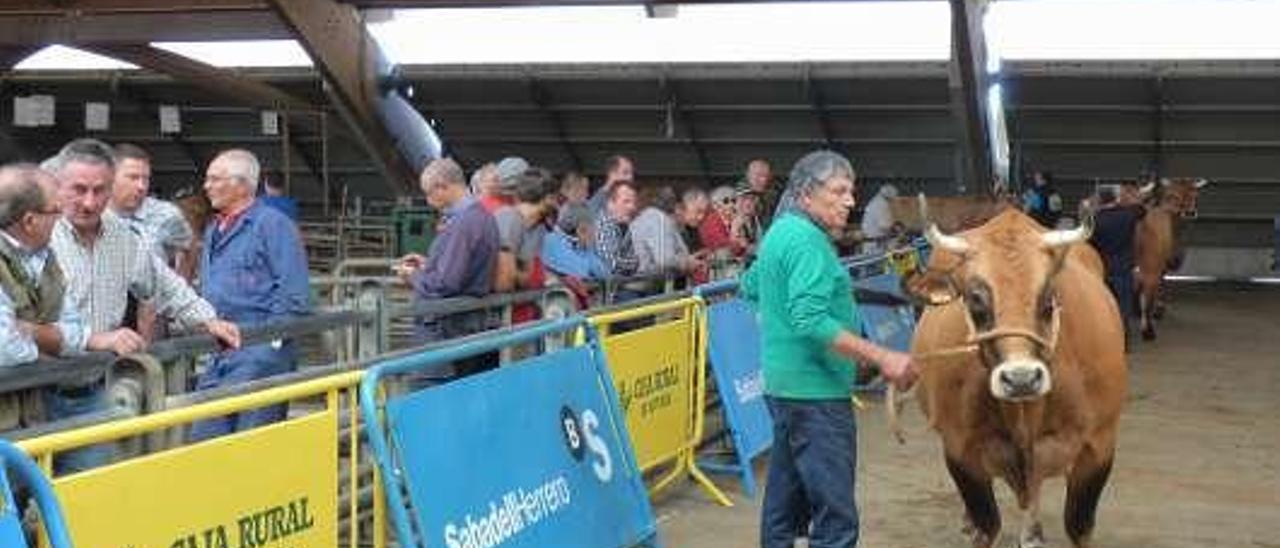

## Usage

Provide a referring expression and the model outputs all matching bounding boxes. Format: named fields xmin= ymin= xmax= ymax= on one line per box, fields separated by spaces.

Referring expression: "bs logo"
xmin=559 ymin=405 xmax=612 ymax=483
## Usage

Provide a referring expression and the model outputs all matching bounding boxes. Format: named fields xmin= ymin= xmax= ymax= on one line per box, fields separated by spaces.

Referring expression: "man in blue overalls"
xmin=190 ymin=149 xmax=310 ymax=441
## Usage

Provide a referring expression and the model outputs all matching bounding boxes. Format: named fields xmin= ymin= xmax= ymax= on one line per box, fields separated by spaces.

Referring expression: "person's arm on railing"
xmin=45 ymin=291 xmax=89 ymax=357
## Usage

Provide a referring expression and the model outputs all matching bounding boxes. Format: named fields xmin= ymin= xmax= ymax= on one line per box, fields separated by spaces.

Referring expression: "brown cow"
xmin=1134 ymin=178 xmax=1207 ymax=340
xmin=888 ymin=194 xmax=1014 ymax=233
xmin=907 ymin=204 xmax=1127 ymax=548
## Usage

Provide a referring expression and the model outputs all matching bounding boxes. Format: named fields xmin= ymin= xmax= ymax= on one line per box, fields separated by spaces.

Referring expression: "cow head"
xmin=914 ymin=195 xmax=1092 ymax=402
xmin=1157 ymin=178 xmax=1208 ymax=218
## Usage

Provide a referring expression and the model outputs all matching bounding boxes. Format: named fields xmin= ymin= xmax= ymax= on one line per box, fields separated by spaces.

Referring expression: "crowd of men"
xmin=0 ymin=139 xmax=307 ymax=472
xmin=0 ymin=139 xmax=784 ymax=471
xmin=392 ymin=154 xmax=782 ymax=372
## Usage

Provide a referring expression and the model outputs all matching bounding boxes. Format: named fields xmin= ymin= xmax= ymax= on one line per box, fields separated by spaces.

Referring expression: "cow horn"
xmin=1194 ymin=178 xmax=1210 ymax=189
xmin=918 ymin=193 xmax=971 ymax=254
xmin=1042 ymin=214 xmax=1093 ymax=248
xmin=1139 ymin=182 xmax=1155 ymax=194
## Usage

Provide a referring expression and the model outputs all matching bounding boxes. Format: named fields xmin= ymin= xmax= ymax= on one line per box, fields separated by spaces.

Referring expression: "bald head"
xmin=0 ymin=163 xmax=60 ymax=248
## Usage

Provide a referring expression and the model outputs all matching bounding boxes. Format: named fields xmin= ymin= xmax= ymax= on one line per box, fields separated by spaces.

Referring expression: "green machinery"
xmin=392 ymin=206 xmax=439 ymax=256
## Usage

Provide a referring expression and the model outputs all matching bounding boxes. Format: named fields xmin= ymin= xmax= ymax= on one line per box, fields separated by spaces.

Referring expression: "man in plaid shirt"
xmin=43 ymin=139 xmax=240 ymax=472
xmin=593 ymin=179 xmax=640 ymax=279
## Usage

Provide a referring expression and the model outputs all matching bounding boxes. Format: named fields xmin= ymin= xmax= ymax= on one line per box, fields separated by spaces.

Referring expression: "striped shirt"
xmin=51 ymin=216 xmax=215 ymax=334
xmin=112 ymin=196 xmax=194 ymax=263
xmin=594 ymin=214 xmax=639 ymax=277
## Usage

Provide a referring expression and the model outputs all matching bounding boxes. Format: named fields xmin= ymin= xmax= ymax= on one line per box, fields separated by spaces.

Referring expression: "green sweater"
xmin=741 ymin=212 xmax=861 ymax=399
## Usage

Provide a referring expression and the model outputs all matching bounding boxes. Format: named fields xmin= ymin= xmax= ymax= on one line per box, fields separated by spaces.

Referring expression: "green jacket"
xmin=0 ymin=234 xmax=64 ymax=324
xmin=741 ymin=212 xmax=860 ymax=399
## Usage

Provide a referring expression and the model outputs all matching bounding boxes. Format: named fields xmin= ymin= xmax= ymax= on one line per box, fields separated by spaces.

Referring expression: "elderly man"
xmin=0 ymin=165 xmax=91 ymax=441
xmin=42 ymin=139 xmax=241 ymax=461
xmin=630 ymin=187 xmax=709 ymax=278
xmin=743 ymin=159 xmax=779 ymax=228
xmin=396 ymin=158 xmax=500 ymax=380
xmin=742 ymin=150 xmax=915 ymax=548
xmin=0 ymin=164 xmax=89 ymax=368
xmin=191 ymin=149 xmax=307 ymax=440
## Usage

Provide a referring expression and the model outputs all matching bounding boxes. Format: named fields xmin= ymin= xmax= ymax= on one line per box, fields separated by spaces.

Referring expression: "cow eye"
xmin=1039 ymin=293 xmax=1057 ymax=324
xmin=965 ymin=287 xmax=993 ymax=329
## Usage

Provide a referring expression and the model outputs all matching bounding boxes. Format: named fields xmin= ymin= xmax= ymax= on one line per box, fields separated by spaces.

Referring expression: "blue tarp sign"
xmin=853 ymin=273 xmax=916 ymax=353
xmin=702 ymin=298 xmax=773 ymax=497
xmin=361 ymin=318 xmax=658 ymax=548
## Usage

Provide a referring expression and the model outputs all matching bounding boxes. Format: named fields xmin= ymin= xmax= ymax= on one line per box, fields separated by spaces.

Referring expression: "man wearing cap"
xmin=477 ymin=156 xmax=528 ymax=214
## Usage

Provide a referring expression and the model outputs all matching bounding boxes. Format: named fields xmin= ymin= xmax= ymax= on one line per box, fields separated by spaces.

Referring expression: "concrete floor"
xmin=656 ymin=283 xmax=1280 ymax=547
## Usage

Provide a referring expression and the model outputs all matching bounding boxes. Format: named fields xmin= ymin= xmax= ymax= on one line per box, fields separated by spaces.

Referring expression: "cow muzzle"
xmin=990 ymin=359 xmax=1051 ymax=401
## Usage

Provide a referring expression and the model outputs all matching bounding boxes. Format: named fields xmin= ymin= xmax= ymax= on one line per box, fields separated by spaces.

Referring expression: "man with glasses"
xmin=0 ymin=164 xmax=89 ymax=369
xmin=190 ymin=148 xmax=308 ymax=440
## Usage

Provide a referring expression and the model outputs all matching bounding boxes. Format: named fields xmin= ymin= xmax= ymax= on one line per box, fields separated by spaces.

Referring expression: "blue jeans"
xmin=189 ymin=343 xmax=296 ymax=442
xmin=42 ymin=383 xmax=115 ymax=474
xmin=761 ymin=397 xmax=859 ymax=548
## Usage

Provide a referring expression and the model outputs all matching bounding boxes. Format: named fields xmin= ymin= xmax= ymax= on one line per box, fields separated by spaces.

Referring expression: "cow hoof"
xmin=1142 ymin=329 xmax=1156 ymax=341
xmin=968 ymin=531 xmax=994 ymax=548
xmin=1019 ymin=525 xmax=1046 ymax=548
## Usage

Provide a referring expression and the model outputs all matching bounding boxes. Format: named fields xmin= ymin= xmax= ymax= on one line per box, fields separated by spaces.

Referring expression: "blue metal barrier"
xmin=0 ymin=440 xmax=72 ymax=548
xmin=852 ymin=273 xmax=917 ymax=354
xmin=694 ymin=287 xmax=773 ymax=498
xmin=360 ymin=317 xmax=659 ymax=548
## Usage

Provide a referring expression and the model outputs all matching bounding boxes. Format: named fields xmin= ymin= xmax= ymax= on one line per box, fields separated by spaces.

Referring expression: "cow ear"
xmin=902 ymin=269 xmax=961 ymax=307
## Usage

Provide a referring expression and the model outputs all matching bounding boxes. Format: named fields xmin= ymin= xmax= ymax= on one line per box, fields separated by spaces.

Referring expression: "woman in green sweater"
xmin=741 ymin=150 xmax=916 ymax=548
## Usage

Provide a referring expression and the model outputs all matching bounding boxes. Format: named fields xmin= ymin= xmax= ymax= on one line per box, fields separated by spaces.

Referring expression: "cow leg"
xmin=945 ymin=456 xmax=1000 ymax=548
xmin=1064 ymin=451 xmax=1115 ymax=548
xmin=1016 ymin=481 xmax=1046 ymax=548
xmin=1153 ymin=279 xmax=1167 ymax=320
xmin=1139 ymin=286 xmax=1156 ymax=341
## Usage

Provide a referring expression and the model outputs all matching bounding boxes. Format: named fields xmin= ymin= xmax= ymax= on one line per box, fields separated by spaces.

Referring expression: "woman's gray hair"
xmin=774 ymin=150 xmax=855 ymax=218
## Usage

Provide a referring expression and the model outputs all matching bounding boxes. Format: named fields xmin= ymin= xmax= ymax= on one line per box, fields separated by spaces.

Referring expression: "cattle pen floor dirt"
xmin=657 ymin=283 xmax=1280 ymax=547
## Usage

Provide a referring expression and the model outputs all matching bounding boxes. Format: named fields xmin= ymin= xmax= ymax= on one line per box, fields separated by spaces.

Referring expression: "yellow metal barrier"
xmin=586 ymin=297 xmax=732 ymax=507
xmin=17 ymin=371 xmax=385 ymax=548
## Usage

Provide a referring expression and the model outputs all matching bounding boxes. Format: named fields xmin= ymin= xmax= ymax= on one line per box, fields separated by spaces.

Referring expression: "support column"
xmin=268 ymin=0 xmax=436 ymax=194
xmin=947 ymin=0 xmax=1002 ymax=194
